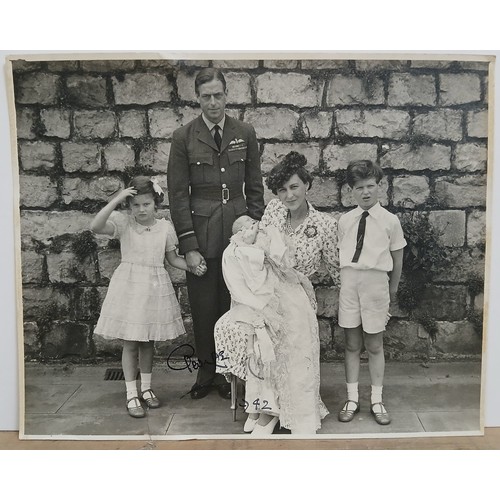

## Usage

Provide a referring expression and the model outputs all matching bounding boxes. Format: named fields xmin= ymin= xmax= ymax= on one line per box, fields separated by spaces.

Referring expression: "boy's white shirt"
xmin=337 ymin=202 xmax=406 ymax=272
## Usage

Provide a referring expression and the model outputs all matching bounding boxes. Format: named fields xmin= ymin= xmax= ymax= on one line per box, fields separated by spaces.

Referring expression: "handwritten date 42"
xmin=239 ymin=398 xmax=272 ymax=412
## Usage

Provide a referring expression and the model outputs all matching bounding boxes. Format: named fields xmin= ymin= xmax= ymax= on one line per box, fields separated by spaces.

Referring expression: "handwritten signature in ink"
xmin=166 ymin=343 xmax=230 ymax=372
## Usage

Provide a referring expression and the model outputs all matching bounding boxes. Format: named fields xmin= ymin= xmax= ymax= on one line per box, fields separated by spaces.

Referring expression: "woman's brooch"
xmin=304 ymin=225 xmax=317 ymax=238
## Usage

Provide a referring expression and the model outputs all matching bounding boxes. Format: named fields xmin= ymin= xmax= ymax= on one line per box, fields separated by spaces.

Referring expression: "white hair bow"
xmin=151 ymin=177 xmax=164 ymax=195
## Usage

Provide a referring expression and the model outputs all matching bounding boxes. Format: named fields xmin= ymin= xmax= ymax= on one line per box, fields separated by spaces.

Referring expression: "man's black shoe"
xmin=190 ymin=383 xmax=212 ymax=400
xmin=216 ymin=382 xmax=232 ymax=400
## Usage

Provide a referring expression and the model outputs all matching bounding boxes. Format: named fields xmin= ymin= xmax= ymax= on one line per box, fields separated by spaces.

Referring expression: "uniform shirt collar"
xmin=202 ymin=113 xmax=225 ymax=133
xmin=353 ymin=201 xmax=382 ymax=219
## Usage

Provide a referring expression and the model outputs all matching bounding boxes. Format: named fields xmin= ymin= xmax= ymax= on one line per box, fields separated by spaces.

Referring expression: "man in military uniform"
xmin=167 ymin=68 xmax=265 ymax=399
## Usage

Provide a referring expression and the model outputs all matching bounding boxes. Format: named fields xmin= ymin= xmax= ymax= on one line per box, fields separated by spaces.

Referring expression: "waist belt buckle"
xmin=222 ymin=187 xmax=230 ymax=204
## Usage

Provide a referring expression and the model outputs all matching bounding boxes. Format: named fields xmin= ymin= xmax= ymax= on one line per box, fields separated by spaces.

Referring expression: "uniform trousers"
xmin=186 ymin=257 xmax=231 ymax=386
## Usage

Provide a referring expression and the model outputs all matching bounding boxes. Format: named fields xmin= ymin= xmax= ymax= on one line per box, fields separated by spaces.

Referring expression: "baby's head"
xmin=232 ymin=215 xmax=259 ymax=244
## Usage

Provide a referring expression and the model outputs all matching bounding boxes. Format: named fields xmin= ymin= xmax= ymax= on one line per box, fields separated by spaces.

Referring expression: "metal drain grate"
xmin=104 ymin=368 xmax=140 ymax=381
xmin=104 ymin=368 xmax=124 ymax=380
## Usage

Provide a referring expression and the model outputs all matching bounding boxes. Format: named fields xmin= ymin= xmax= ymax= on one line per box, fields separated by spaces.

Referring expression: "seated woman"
xmin=214 ymin=151 xmax=340 ymax=435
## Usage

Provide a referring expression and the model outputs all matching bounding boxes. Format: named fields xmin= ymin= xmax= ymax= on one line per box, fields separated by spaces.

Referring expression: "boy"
xmin=337 ymin=160 xmax=406 ymax=425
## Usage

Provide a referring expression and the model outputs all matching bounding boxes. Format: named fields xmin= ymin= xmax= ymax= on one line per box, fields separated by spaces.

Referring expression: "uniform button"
xmin=196 ymin=161 xmax=201 ymax=165
xmin=222 ymin=183 xmax=227 ymax=188
xmin=191 ymin=210 xmax=195 ymax=214
xmin=222 ymin=200 xmax=227 ymax=204
xmin=221 ymin=168 xmax=225 ymax=172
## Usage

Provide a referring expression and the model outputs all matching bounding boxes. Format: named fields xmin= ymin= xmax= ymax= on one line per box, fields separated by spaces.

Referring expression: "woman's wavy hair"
xmin=266 ymin=151 xmax=313 ymax=195
xmin=127 ymin=176 xmax=164 ymax=207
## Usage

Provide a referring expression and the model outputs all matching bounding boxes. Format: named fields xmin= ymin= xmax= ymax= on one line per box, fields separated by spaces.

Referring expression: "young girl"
xmin=91 ymin=176 xmax=206 ymax=418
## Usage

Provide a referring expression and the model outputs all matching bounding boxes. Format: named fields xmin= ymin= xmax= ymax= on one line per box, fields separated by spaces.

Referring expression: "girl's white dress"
xmin=214 ymin=199 xmax=340 ymax=433
xmin=94 ymin=212 xmax=185 ymax=342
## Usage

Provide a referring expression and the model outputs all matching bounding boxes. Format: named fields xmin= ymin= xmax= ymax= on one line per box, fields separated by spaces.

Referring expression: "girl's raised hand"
xmin=115 ymin=187 xmax=137 ymax=203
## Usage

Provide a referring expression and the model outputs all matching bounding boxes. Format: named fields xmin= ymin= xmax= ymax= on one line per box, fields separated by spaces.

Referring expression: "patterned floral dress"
xmin=94 ymin=212 xmax=186 ymax=342
xmin=214 ymin=198 xmax=339 ymax=433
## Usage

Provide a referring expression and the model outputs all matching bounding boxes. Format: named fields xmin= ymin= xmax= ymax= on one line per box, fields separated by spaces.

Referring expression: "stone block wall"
xmin=12 ymin=57 xmax=489 ymax=362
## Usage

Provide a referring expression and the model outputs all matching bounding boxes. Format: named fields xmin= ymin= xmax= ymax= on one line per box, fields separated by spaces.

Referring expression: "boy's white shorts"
xmin=338 ymin=267 xmax=390 ymax=334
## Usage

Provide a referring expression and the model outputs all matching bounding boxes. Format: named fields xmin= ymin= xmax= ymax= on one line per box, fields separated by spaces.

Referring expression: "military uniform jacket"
xmin=167 ymin=114 xmax=265 ymax=258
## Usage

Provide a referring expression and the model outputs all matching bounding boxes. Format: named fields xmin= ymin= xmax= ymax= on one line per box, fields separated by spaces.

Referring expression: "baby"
xmin=223 ymin=215 xmax=315 ymax=317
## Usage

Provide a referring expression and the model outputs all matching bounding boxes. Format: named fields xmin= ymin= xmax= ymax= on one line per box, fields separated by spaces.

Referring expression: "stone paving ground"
xmin=21 ymin=359 xmax=482 ymax=440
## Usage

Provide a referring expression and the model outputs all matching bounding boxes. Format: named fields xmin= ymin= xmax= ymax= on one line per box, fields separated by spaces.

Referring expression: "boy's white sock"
xmin=141 ymin=373 xmax=152 ymax=393
xmin=346 ymin=382 xmax=359 ymax=402
xmin=371 ymin=385 xmax=383 ymax=405
xmin=126 ymin=380 xmax=138 ymax=401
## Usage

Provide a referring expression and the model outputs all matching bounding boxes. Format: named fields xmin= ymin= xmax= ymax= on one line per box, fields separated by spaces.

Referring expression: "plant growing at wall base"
xmin=397 ymin=212 xmax=453 ymax=341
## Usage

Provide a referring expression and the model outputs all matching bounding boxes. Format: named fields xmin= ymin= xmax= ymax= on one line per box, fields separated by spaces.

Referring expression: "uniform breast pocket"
xmin=227 ymin=149 xmax=247 ymax=183
xmin=188 ymin=153 xmax=213 ymax=184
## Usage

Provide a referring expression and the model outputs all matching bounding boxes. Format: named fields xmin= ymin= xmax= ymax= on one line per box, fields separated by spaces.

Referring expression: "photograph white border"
xmin=3 ymin=50 xmax=496 ymax=443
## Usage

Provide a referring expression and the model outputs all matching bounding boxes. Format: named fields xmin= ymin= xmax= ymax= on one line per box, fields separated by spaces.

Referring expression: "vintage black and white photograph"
xmin=7 ymin=52 xmax=492 ymax=440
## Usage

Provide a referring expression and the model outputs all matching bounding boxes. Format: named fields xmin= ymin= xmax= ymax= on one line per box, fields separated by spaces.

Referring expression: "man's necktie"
xmin=351 ymin=211 xmax=369 ymax=263
xmin=213 ymin=124 xmax=222 ymax=150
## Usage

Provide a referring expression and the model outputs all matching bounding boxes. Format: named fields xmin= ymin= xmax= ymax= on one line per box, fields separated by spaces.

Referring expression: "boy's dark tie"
xmin=213 ymin=124 xmax=222 ymax=150
xmin=352 ymin=211 xmax=369 ymax=263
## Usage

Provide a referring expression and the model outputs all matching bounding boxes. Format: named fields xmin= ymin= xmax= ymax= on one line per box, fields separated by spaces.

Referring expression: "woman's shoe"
xmin=251 ymin=416 xmax=278 ymax=436
xmin=243 ymin=415 xmax=259 ymax=433
xmin=127 ymin=396 xmax=146 ymax=418
xmin=141 ymin=389 xmax=161 ymax=409
xmin=338 ymin=400 xmax=360 ymax=422
xmin=370 ymin=402 xmax=391 ymax=425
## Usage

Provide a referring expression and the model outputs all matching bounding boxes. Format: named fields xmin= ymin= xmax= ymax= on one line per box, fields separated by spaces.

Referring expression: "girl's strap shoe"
xmin=141 ymin=389 xmax=161 ymax=409
xmin=127 ymin=396 xmax=146 ymax=418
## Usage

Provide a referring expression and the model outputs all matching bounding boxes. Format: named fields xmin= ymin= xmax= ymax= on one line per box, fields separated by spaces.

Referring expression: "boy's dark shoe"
xmin=370 ymin=402 xmax=391 ymax=425
xmin=338 ymin=400 xmax=360 ymax=422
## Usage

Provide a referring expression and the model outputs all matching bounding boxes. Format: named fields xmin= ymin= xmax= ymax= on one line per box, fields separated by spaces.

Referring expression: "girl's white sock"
xmin=346 ymin=382 xmax=359 ymax=402
xmin=141 ymin=373 xmax=152 ymax=393
xmin=126 ymin=380 xmax=138 ymax=401
xmin=371 ymin=385 xmax=383 ymax=405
